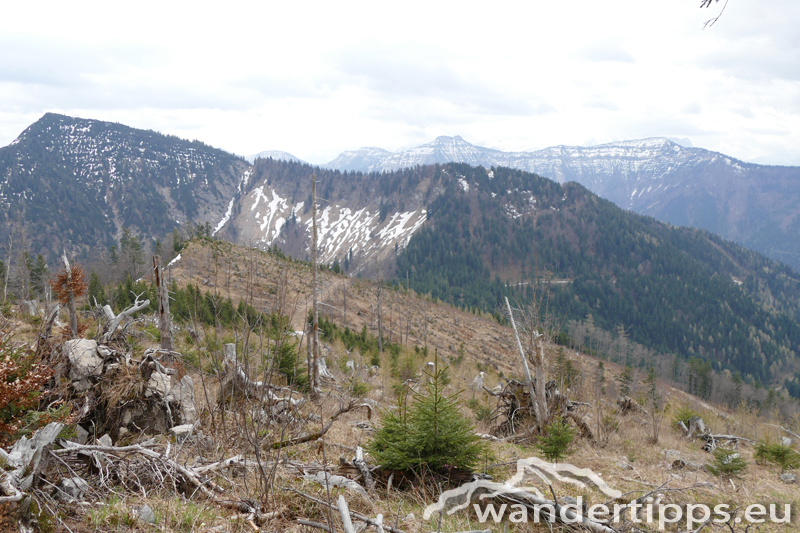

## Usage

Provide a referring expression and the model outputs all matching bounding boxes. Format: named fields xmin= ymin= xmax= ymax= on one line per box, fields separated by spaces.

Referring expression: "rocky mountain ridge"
xmin=323 ymin=135 xmax=800 ymax=270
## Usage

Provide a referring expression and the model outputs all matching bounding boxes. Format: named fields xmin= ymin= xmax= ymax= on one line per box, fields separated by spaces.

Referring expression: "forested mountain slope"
xmin=395 ymin=163 xmax=800 ymax=390
xmin=0 ymin=113 xmax=248 ymax=260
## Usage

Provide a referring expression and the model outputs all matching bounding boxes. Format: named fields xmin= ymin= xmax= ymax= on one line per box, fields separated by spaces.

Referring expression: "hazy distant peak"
xmin=246 ymin=150 xmax=305 ymax=165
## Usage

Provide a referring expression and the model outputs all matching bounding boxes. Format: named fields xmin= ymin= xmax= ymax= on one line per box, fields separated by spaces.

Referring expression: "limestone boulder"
xmin=64 ymin=339 xmax=103 ymax=381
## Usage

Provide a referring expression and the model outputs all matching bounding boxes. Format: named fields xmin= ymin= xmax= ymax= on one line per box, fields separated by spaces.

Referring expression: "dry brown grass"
xmin=3 ymin=239 xmax=800 ymax=532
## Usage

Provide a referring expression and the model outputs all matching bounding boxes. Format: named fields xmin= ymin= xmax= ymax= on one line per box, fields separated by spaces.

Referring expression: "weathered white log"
xmin=54 ymin=441 xmax=221 ymax=499
xmin=38 ymin=303 xmax=61 ymax=347
xmin=353 ymin=446 xmax=376 ymax=497
xmin=428 ymin=530 xmax=491 ymax=533
xmin=303 ymin=471 xmax=369 ymax=500
xmin=687 ymin=416 xmax=705 ymax=438
xmin=337 ymin=495 xmax=356 ymax=533
xmin=191 ymin=455 xmax=259 ymax=475
xmin=101 ymin=304 xmax=115 ymax=321
xmin=767 ymin=423 xmax=800 ymax=443
xmin=0 ymin=422 xmax=64 ymax=502
xmin=101 ymin=293 xmax=150 ymax=343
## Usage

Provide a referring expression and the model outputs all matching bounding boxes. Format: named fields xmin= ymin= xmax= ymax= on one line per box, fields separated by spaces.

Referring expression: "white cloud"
xmin=0 ymin=0 xmax=797 ymax=165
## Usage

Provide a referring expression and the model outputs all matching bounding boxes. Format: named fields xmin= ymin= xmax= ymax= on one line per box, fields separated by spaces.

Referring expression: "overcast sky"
xmin=1 ymin=1 xmax=798 ymax=165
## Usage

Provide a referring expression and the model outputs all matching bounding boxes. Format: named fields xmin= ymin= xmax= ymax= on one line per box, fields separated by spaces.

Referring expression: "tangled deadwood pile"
xmin=484 ymin=379 xmax=593 ymax=441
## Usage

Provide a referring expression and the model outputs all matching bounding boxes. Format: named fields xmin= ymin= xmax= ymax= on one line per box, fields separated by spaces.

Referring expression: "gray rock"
xmin=64 ymin=339 xmax=103 ymax=381
xmin=71 ymin=378 xmax=93 ymax=392
xmin=671 ymin=459 xmax=706 ymax=471
xmin=97 ymin=434 xmax=113 ymax=447
xmin=178 ymin=375 xmax=197 ymax=424
xmin=782 ymin=437 xmax=793 ymax=447
xmin=661 ymin=449 xmax=681 ymax=460
xmin=146 ymin=372 xmax=171 ymax=398
xmin=75 ymin=425 xmax=89 ymax=445
xmin=166 ymin=375 xmax=197 ymax=424
xmin=615 ymin=461 xmax=634 ymax=470
xmin=780 ymin=473 xmax=798 ymax=484
xmin=53 ymin=477 xmax=89 ymax=501
xmin=137 ymin=504 xmax=157 ymax=524
xmin=168 ymin=424 xmax=195 ymax=441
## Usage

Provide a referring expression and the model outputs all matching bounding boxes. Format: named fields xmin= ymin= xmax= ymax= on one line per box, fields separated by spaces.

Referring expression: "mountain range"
xmin=322 ymin=135 xmax=800 ymax=272
xmin=5 ymin=114 xmax=800 ymax=394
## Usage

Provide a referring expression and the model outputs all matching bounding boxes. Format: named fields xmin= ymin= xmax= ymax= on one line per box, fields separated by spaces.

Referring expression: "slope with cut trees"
xmin=396 ymin=163 xmax=800 ymax=392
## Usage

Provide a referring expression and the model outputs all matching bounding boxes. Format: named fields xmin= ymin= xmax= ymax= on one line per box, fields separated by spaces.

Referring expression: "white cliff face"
xmin=226 ymin=175 xmax=428 ymax=272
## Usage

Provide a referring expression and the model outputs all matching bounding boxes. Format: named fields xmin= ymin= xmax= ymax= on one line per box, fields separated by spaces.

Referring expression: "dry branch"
xmin=220 ymin=343 xmax=305 ymax=407
xmin=288 ymin=488 xmax=407 ymax=533
xmin=101 ymin=292 xmax=150 ymax=343
xmin=270 ymin=401 xmax=371 ymax=449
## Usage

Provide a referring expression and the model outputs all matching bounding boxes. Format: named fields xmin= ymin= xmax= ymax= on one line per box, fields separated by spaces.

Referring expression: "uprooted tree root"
xmin=485 ymin=378 xmax=594 ymax=442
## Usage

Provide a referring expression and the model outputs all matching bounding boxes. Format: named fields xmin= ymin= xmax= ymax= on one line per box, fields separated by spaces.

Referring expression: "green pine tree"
xmin=369 ymin=352 xmax=488 ymax=473
xmin=87 ymin=270 xmax=107 ymax=306
xmin=616 ymin=366 xmax=634 ymax=397
xmin=29 ymin=254 xmax=48 ymax=298
xmin=536 ymin=418 xmax=576 ymax=463
xmin=707 ymin=448 xmax=748 ymax=479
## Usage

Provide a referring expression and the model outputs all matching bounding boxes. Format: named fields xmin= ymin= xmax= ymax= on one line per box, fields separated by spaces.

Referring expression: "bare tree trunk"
xmin=311 ymin=173 xmax=320 ymax=399
xmin=343 ymin=279 xmax=346 ymax=324
xmin=62 ymin=252 xmax=78 ymax=339
xmin=423 ymin=311 xmax=428 ymax=351
xmin=505 ymin=297 xmax=541 ymax=425
xmin=2 ymin=248 xmax=10 ymax=305
xmin=376 ymin=274 xmax=383 ymax=353
xmin=532 ymin=336 xmax=549 ymax=425
xmin=153 ymin=255 xmax=173 ymax=351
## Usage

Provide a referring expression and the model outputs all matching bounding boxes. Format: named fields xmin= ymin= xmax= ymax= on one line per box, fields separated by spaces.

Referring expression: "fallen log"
xmin=337 ymin=495 xmax=356 ymax=533
xmin=0 ymin=422 xmax=64 ymax=502
xmin=353 ymin=446 xmax=377 ymax=497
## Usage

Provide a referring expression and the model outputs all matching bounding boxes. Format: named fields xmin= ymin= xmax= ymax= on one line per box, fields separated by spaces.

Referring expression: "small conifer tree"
xmin=370 ymin=352 xmax=488 ymax=473
xmin=536 ymin=418 xmax=576 ymax=463
xmin=707 ymin=448 xmax=748 ymax=479
xmin=617 ymin=366 xmax=634 ymax=397
xmin=754 ymin=440 xmax=800 ymax=472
